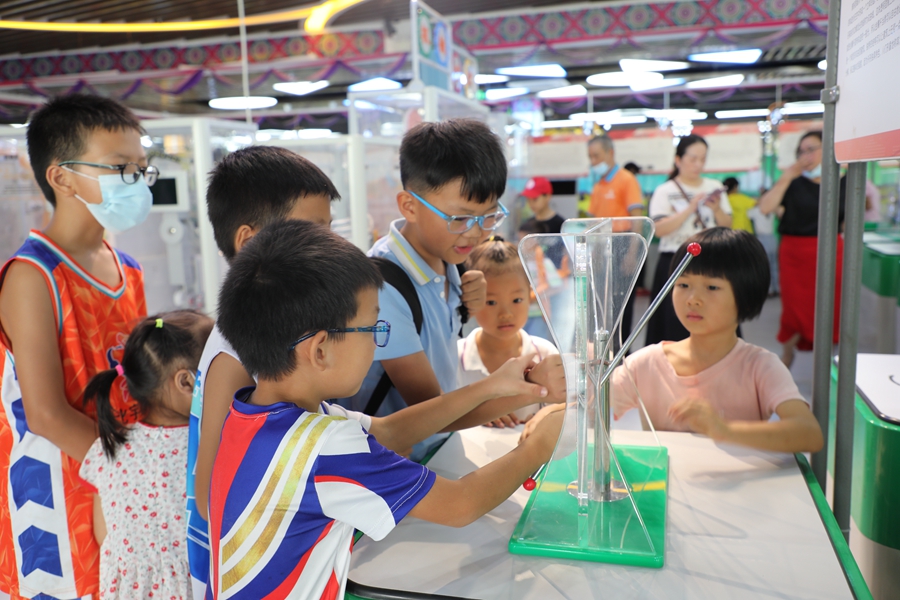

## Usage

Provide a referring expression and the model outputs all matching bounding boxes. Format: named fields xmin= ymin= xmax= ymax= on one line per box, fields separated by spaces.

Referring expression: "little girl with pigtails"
xmin=79 ymin=310 xmax=213 ymax=599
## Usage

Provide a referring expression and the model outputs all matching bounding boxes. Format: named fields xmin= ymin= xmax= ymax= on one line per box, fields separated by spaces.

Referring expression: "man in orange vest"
xmin=587 ymin=135 xmax=645 ymax=346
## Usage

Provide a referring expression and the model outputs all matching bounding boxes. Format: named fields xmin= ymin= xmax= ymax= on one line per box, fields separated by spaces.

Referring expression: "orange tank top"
xmin=0 ymin=230 xmax=146 ymax=599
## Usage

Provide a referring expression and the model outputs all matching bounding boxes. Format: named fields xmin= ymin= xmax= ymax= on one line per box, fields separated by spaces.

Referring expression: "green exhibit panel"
xmin=860 ymin=240 xmax=900 ymax=353
xmin=848 ymin=354 xmax=900 ymax=600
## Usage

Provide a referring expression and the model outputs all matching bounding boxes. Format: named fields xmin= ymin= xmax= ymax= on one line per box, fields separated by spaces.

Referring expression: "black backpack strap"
xmin=364 ymin=257 xmax=423 ymax=416
xmin=456 ymin=262 xmax=469 ymax=331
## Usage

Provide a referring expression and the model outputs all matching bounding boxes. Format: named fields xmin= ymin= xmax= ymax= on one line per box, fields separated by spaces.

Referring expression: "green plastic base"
xmin=509 ymin=444 xmax=668 ymax=568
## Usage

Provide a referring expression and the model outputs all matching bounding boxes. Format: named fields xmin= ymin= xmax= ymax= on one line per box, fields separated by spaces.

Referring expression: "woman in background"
xmin=645 ymin=134 xmax=733 ymax=346
xmin=759 ymin=131 xmax=845 ymax=367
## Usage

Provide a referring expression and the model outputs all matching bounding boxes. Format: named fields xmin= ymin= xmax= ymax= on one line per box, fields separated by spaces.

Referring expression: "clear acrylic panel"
xmin=511 ymin=225 xmax=669 ymax=567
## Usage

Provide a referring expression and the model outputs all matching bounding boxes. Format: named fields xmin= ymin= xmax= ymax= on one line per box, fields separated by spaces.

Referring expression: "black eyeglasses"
xmin=58 ymin=161 xmax=159 ymax=186
xmin=288 ymin=320 xmax=391 ymax=350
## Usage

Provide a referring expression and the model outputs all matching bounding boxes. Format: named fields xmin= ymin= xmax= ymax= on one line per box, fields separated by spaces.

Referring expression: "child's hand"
xmin=668 ymin=398 xmax=728 ymax=440
xmin=482 ymin=352 xmax=549 ymax=400
xmin=460 ymin=269 xmax=487 ymax=313
xmin=484 ymin=413 xmax=522 ymax=428
xmin=525 ymin=354 xmax=566 ymax=403
xmin=519 ymin=403 xmax=565 ymax=443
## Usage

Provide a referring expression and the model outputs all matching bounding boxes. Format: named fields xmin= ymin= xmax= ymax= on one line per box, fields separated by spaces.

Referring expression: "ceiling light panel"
xmin=348 ymin=77 xmax=402 ymax=92
xmin=536 ymin=85 xmax=587 ymax=99
xmin=629 ymin=78 xmax=685 ymax=92
xmin=586 ymin=71 xmax=663 ymax=87
xmin=474 ymin=74 xmax=510 ymax=85
xmin=688 ymin=49 xmax=763 ymax=64
xmin=273 ymin=80 xmax=329 ymax=96
xmin=208 ymin=96 xmax=278 ymax=110
xmin=485 ymin=87 xmax=529 ymax=101
xmin=685 ymin=74 xmax=745 ymax=89
xmin=495 ymin=64 xmax=567 ymax=78
xmin=715 ymin=109 xmax=771 ymax=119
xmin=619 ymin=59 xmax=690 ymax=72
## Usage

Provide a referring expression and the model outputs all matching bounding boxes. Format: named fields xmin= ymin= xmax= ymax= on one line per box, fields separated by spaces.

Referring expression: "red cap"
xmin=522 ymin=177 xmax=553 ymax=198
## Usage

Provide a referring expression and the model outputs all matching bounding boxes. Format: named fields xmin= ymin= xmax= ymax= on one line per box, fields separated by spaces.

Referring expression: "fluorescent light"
xmin=715 ymin=108 xmax=770 ymax=119
xmin=474 ymin=74 xmax=510 ymax=85
xmin=629 ymin=77 xmax=685 ymax=92
xmin=510 ymin=78 xmax=569 ymax=91
xmin=10 ymin=123 xmax=27 ymax=128
xmin=273 ymin=80 xmax=329 ymax=96
xmin=818 ymin=59 xmax=827 ymax=70
xmin=140 ymin=135 xmax=153 ymax=148
xmin=496 ymin=63 xmax=567 ymax=78
xmin=348 ymin=77 xmax=402 ymax=92
xmin=208 ymin=96 xmax=278 ymax=110
xmin=484 ymin=87 xmax=529 ymax=101
xmin=685 ymin=74 xmax=744 ymax=89
xmin=587 ymin=71 xmax=663 ymax=88
xmin=620 ymin=58 xmax=689 ymax=72
xmin=541 ymin=119 xmax=580 ymax=128
xmin=297 ymin=128 xmax=333 ymax=138
xmin=783 ymin=101 xmax=824 ymax=115
xmin=570 ymin=111 xmax=648 ymax=125
xmin=536 ymin=85 xmax=587 ymax=99
xmin=688 ymin=49 xmax=762 ymax=64
xmin=646 ymin=108 xmax=708 ymax=120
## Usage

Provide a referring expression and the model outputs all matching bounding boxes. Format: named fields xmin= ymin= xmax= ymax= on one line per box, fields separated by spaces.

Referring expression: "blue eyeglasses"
xmin=407 ymin=190 xmax=508 ymax=234
xmin=288 ymin=320 xmax=391 ymax=350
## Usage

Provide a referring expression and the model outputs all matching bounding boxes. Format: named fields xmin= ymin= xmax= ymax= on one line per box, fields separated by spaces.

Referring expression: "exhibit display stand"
xmin=510 ymin=218 xmax=695 ymax=568
xmin=861 ymin=233 xmax=900 ymax=353
xmin=829 ymin=355 xmax=900 ymax=600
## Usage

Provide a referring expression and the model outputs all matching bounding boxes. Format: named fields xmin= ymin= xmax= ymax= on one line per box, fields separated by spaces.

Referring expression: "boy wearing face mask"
xmin=0 ymin=94 xmax=149 ymax=600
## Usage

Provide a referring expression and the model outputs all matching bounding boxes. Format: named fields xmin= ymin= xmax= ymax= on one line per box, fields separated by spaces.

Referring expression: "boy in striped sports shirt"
xmin=208 ymin=220 xmax=562 ymax=599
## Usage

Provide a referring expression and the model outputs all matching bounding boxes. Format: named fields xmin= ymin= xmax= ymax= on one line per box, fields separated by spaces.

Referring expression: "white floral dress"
xmin=80 ymin=423 xmax=190 ymax=599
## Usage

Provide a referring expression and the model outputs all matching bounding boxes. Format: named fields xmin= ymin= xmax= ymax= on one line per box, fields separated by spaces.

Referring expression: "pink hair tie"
xmin=115 ymin=364 xmax=125 ymax=377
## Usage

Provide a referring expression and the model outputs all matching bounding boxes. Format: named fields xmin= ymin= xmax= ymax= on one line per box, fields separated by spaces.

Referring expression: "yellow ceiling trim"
xmin=0 ymin=0 xmax=365 ymax=34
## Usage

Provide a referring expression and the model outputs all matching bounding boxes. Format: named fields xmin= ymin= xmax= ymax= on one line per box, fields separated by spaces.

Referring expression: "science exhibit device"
xmin=510 ymin=217 xmax=700 ymax=568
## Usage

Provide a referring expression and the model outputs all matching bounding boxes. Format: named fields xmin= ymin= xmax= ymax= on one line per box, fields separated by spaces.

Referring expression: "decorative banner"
xmin=451 ymin=46 xmax=478 ymax=99
xmin=411 ymin=0 xmax=454 ymax=90
xmin=452 ymin=0 xmax=829 ymax=51
xmin=0 ymin=29 xmax=384 ymax=83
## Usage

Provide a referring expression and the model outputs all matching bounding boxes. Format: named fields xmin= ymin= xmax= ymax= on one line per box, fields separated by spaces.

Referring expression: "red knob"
xmin=523 ymin=478 xmax=536 ymax=491
xmin=687 ymin=242 xmax=701 ymax=256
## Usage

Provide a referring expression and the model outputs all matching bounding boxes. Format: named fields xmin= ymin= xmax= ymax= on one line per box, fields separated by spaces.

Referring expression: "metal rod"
xmin=598 ymin=245 xmax=699 ymax=388
xmin=833 ymin=161 xmax=867 ymax=538
xmin=811 ymin=0 xmax=843 ymax=490
xmin=592 ymin=329 xmax=611 ymax=502
xmin=237 ymin=0 xmax=252 ymax=125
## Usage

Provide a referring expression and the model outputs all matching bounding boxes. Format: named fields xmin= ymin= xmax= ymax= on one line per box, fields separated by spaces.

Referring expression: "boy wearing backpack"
xmin=187 ymin=144 xmax=563 ymax=599
xmin=337 ymin=119 xmax=565 ymax=460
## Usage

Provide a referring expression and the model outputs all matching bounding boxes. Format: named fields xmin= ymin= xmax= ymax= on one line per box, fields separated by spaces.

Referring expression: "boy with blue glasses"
xmin=337 ymin=119 xmax=563 ymax=459
xmin=209 ymin=219 xmax=563 ymax=599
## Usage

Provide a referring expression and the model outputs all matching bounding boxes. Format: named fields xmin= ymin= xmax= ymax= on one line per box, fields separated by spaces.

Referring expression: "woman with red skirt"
xmin=759 ymin=131 xmax=846 ymax=366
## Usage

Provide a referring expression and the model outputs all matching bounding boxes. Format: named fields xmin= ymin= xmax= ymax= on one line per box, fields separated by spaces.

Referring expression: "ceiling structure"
xmin=0 ymin=0 xmax=829 ymax=130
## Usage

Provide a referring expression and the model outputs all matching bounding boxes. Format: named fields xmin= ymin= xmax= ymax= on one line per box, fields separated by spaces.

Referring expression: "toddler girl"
xmin=80 ymin=310 xmax=214 ymax=599
xmin=459 ymin=238 xmax=561 ymax=427
xmin=525 ymin=228 xmax=823 ymax=453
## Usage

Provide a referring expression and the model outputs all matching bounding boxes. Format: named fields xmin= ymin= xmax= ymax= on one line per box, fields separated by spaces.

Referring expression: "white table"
xmin=349 ymin=428 xmax=855 ymax=599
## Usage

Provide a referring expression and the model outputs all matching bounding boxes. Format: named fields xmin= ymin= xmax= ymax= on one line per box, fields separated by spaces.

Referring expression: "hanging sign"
xmin=834 ymin=0 xmax=900 ymax=161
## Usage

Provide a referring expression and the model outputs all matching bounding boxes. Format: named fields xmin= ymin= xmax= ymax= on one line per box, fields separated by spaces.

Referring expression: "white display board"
xmin=835 ymin=0 xmax=900 ymax=162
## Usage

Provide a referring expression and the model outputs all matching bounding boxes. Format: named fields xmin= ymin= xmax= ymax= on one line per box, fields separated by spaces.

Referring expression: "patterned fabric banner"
xmin=0 ymin=30 xmax=383 ymax=84
xmin=453 ymin=0 xmax=829 ymax=50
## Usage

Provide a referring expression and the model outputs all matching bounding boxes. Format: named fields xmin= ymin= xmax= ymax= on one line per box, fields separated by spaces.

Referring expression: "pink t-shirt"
xmin=612 ymin=339 xmax=804 ymax=431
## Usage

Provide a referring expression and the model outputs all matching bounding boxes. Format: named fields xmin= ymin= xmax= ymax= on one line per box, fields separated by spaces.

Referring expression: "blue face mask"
xmin=802 ymin=164 xmax=822 ymax=179
xmin=590 ymin=162 xmax=610 ymax=182
xmin=65 ymin=169 xmax=152 ymax=233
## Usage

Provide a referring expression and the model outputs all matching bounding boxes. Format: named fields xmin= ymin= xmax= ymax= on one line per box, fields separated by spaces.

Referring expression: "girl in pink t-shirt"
xmin=527 ymin=228 xmax=823 ymax=454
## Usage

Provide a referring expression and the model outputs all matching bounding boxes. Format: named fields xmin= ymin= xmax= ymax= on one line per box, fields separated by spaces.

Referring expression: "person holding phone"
xmin=645 ymin=134 xmax=732 ymax=345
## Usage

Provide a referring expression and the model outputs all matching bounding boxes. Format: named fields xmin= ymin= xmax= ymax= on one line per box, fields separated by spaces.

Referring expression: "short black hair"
xmin=400 ymin=119 xmax=506 ymax=204
xmin=206 ymin=145 xmax=341 ymax=260
xmin=722 ymin=177 xmax=739 ymax=193
xmin=26 ymin=94 xmax=144 ymax=207
xmin=623 ymin=162 xmax=641 ymax=175
xmin=217 ymin=220 xmax=382 ymax=380
xmin=670 ymin=227 xmax=770 ymax=323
